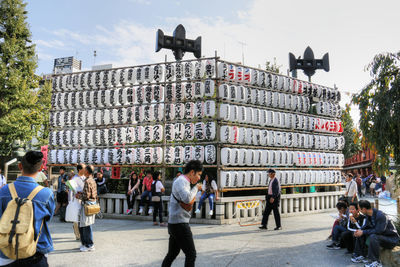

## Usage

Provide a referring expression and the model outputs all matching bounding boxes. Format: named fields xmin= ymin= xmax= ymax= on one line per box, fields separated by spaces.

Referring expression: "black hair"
xmin=85 ymin=165 xmax=94 ymax=176
xmin=184 ymin=160 xmax=203 ymax=174
xmin=349 ymin=202 xmax=359 ymax=209
xmin=153 ymin=171 xmax=161 ymax=180
xmin=77 ymin=164 xmax=84 ymax=171
xmin=21 ymin=151 xmax=43 ymax=174
xmin=358 ymin=200 xmax=371 ymax=210
xmin=146 ymin=170 xmax=152 ymax=175
xmin=336 ymin=202 xmax=348 ymax=210
xmin=267 ymin=169 xmax=276 ymax=174
xmin=338 ymin=196 xmax=350 ymax=206
xmin=176 ymin=170 xmax=182 ymax=175
xmin=60 ymin=166 xmax=66 ymax=171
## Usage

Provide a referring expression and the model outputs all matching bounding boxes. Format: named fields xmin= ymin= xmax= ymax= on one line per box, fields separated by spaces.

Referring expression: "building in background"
xmin=343 ymin=148 xmax=375 ymax=176
xmin=53 ymin=56 xmax=82 ymax=74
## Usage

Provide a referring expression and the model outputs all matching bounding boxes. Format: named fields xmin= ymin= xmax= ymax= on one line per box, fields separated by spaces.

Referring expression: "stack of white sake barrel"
xmin=48 ymin=57 xmax=344 ymax=189
xmin=215 ymin=61 xmax=344 ymax=189
xmin=49 ymin=59 xmax=218 ymax=166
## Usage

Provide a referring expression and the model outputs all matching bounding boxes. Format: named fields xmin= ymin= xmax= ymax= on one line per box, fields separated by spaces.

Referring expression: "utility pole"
xmin=238 ymin=41 xmax=247 ymax=65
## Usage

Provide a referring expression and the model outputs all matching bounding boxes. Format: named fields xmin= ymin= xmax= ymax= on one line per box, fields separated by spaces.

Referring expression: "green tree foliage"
xmin=353 ymin=51 xmax=400 ymax=172
xmin=34 ymin=80 xmax=52 ymax=148
xmin=341 ymin=104 xmax=361 ymax=159
xmin=265 ymin=57 xmax=281 ymax=74
xmin=0 ymin=0 xmax=42 ymax=155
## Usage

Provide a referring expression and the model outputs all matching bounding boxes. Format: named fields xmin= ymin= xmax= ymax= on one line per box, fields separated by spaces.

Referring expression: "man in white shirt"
xmin=0 ymin=168 xmax=6 ymax=189
xmin=344 ymin=173 xmax=358 ymax=203
xmin=67 ymin=164 xmax=86 ymax=240
xmin=162 ymin=160 xmax=202 ymax=267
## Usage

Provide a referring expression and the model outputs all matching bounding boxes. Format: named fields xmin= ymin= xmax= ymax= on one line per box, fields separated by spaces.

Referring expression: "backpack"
xmin=0 ymin=183 xmax=44 ymax=260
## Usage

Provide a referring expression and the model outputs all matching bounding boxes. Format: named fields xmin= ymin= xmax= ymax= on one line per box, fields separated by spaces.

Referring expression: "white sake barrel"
xmin=204 ymin=79 xmax=215 ymax=97
xmin=238 ymin=148 xmax=246 ymax=166
xmin=231 ymin=148 xmax=240 ymax=166
xmin=238 ymin=171 xmax=246 ymax=187
xmin=193 ymin=145 xmax=205 ymax=163
xmin=227 ymin=64 xmax=236 ymax=82
xmin=184 ymin=82 xmax=194 ymax=100
xmin=221 ymin=148 xmax=232 ymax=166
xmin=184 ymin=146 xmax=194 ymax=163
xmin=246 ymin=149 xmax=255 ymax=166
xmin=246 ymin=107 xmax=253 ymax=124
xmin=235 ymin=66 xmax=243 ymax=83
xmin=245 ymin=128 xmax=253 ymax=145
xmin=238 ymin=127 xmax=246 ymax=144
xmin=164 ymin=146 xmax=175 ymax=165
xmin=219 ymin=103 xmax=230 ymax=121
xmin=220 ymin=171 xmax=231 ymax=188
xmin=173 ymin=146 xmax=184 ymax=165
xmin=246 ymin=171 xmax=256 ymax=187
xmin=204 ymin=145 xmax=216 ymax=164
xmin=252 ymin=129 xmax=260 ymax=146
xmin=194 ymin=60 xmax=205 ymax=79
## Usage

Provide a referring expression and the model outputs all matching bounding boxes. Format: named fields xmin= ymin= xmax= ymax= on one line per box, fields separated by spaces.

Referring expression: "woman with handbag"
xmin=151 ymin=171 xmax=166 ymax=226
xmin=75 ymin=165 xmax=98 ymax=252
xmin=126 ymin=171 xmax=140 ymax=215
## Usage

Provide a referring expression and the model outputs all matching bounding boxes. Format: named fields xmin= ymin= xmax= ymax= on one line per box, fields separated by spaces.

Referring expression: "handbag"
xmin=84 ymin=203 xmax=100 ymax=216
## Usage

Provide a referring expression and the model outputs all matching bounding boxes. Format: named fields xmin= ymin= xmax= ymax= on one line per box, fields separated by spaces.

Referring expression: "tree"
xmin=341 ymin=104 xmax=361 ymax=159
xmin=265 ymin=57 xmax=282 ymax=74
xmin=0 ymin=0 xmax=42 ymax=156
xmin=353 ymin=51 xmax=400 ymax=173
xmin=34 ymin=80 xmax=52 ymax=148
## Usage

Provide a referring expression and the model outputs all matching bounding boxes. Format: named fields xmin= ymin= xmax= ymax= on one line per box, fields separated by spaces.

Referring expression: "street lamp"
xmin=289 ymin=46 xmax=329 ymax=82
xmin=155 ymin=24 xmax=202 ymax=61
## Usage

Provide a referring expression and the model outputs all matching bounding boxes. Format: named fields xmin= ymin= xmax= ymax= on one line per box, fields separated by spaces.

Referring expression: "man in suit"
xmin=259 ymin=169 xmax=282 ymax=230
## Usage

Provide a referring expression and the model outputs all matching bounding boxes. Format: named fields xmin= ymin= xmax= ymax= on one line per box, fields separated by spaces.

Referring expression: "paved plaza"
xmin=47 ymin=212 xmax=365 ymax=267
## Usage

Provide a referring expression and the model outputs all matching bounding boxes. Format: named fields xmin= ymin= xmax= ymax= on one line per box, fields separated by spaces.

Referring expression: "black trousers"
xmin=162 ymin=223 xmax=196 ymax=267
xmin=6 ymin=252 xmax=48 ymax=267
xmin=153 ymin=200 xmax=163 ymax=223
xmin=261 ymin=195 xmax=281 ymax=228
xmin=340 ymin=230 xmax=355 ymax=252
xmin=126 ymin=192 xmax=138 ymax=210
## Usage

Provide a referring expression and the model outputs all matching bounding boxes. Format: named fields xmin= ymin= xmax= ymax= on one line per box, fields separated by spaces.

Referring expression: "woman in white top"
xmin=151 ymin=171 xmax=166 ymax=226
xmin=195 ymin=173 xmax=219 ymax=216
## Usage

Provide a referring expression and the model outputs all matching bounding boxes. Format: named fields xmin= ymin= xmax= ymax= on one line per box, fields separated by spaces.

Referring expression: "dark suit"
xmin=261 ymin=177 xmax=281 ymax=228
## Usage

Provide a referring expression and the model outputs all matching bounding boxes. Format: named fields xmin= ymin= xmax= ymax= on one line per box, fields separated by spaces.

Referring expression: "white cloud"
xmin=36 ymin=0 xmax=400 ymax=126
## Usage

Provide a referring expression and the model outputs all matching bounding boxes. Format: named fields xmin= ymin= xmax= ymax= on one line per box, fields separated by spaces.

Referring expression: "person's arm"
xmin=159 ymin=181 xmax=165 ymax=193
xmin=133 ymin=179 xmax=140 ymax=191
xmin=362 ymin=212 xmax=388 ymax=235
xmin=141 ymin=178 xmax=146 ymax=193
xmin=211 ymin=180 xmax=219 ymax=200
xmin=272 ymin=179 xmax=280 ymax=199
xmin=174 ymin=179 xmax=198 ymax=204
xmin=127 ymin=179 xmax=132 ymax=192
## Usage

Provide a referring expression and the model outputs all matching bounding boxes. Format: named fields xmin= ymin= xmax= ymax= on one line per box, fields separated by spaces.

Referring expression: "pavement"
xmin=47 ymin=212 xmax=369 ymax=267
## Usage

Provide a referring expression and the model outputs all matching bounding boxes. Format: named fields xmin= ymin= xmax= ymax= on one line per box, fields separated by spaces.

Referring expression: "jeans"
xmin=140 ymin=190 xmax=152 ymax=208
xmin=153 ymin=200 xmax=163 ymax=223
xmin=332 ymin=225 xmax=347 ymax=243
xmin=367 ymin=234 xmax=399 ymax=261
xmin=162 ymin=223 xmax=196 ymax=267
xmin=6 ymin=253 xmax=48 ymax=267
xmin=261 ymin=196 xmax=281 ymax=228
xmin=197 ymin=193 xmax=215 ymax=210
xmin=79 ymin=225 xmax=94 ymax=248
xmin=97 ymin=184 xmax=108 ymax=195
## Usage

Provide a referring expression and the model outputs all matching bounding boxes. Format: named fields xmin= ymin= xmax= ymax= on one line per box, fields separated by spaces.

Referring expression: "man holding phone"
xmin=162 ymin=160 xmax=203 ymax=267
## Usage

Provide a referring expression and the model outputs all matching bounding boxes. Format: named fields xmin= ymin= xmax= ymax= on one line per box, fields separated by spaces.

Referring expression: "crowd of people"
xmin=326 ymin=171 xmax=399 ymax=267
xmin=349 ymin=171 xmax=389 ymax=198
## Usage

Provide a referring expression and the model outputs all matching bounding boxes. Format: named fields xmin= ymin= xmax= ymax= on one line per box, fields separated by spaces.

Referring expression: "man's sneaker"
xmin=364 ymin=261 xmax=382 ymax=267
xmin=87 ymin=245 xmax=95 ymax=252
xmin=351 ymin=255 xmax=368 ymax=263
xmin=326 ymin=242 xmax=341 ymax=250
xmin=209 ymin=210 xmax=213 ymax=216
xmin=80 ymin=245 xmax=95 ymax=252
xmin=259 ymin=225 xmax=267 ymax=230
xmin=148 ymin=208 xmax=153 ymax=215
xmin=138 ymin=208 xmax=143 ymax=214
xmin=195 ymin=209 xmax=201 ymax=214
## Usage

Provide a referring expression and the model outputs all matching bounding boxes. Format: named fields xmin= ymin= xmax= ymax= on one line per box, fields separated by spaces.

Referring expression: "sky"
xmin=25 ymin=0 xmax=400 ymax=125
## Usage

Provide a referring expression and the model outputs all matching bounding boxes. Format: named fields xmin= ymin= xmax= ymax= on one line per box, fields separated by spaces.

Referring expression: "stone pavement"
xmin=47 ymin=213 xmax=364 ymax=267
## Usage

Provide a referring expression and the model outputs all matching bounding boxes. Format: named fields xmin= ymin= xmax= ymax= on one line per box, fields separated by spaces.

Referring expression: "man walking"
xmin=162 ymin=160 xmax=203 ymax=267
xmin=259 ymin=169 xmax=281 ymax=230
xmin=0 ymin=151 xmax=55 ymax=266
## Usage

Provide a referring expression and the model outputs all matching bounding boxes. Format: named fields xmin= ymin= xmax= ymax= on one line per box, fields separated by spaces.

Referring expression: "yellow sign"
xmin=236 ymin=200 xmax=261 ymax=210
